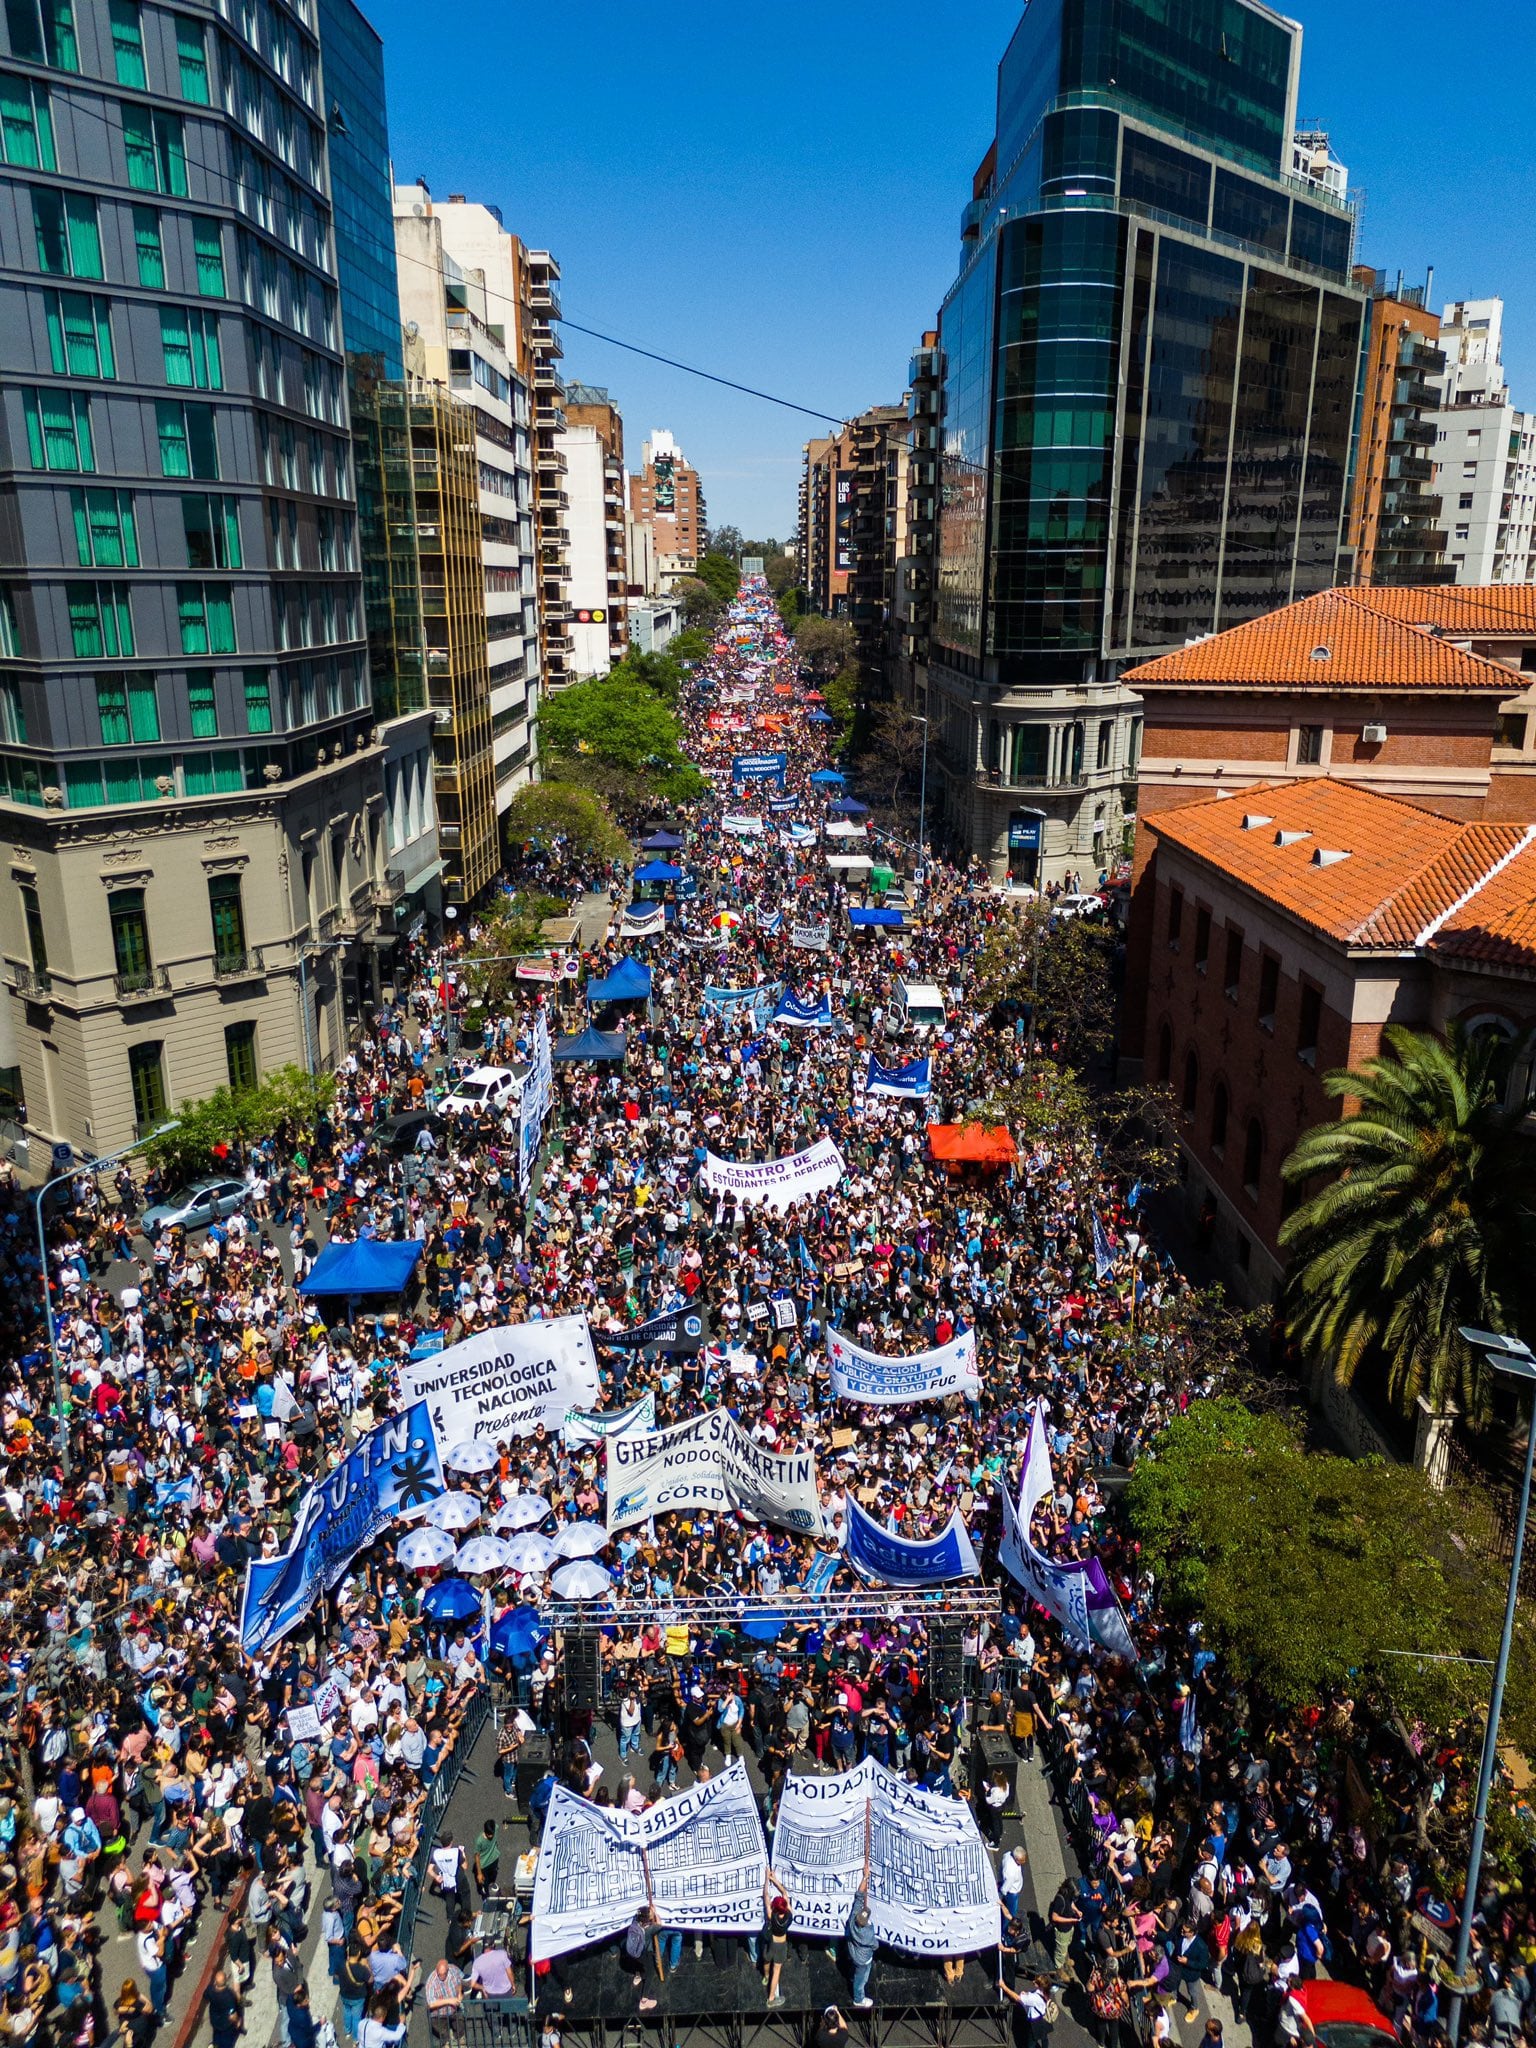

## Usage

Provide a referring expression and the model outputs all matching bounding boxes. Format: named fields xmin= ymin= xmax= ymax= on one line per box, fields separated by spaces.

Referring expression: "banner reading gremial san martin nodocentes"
xmin=827 ymin=1327 xmax=979 ymax=1407
xmin=701 ymin=1136 xmax=844 ymax=1211
xmin=606 ymin=1409 xmax=822 ymax=1534
xmin=398 ymin=1315 xmax=600 ymax=1448
xmin=771 ymin=1756 xmax=998 ymax=1955
xmin=532 ymin=1761 xmax=767 ymax=1961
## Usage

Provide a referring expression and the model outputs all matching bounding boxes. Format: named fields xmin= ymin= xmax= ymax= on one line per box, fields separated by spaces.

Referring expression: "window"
xmin=225 ymin=1019 xmax=257 ymax=1091
xmin=160 ymin=307 xmax=222 ymax=389
xmin=156 ymin=400 xmax=217 ymax=478
xmin=43 ymin=290 xmax=113 ymax=377
xmin=19 ymin=880 xmax=46 ymax=979
xmin=123 ymin=108 xmax=186 ymax=195
xmin=70 ymin=487 xmax=137 ymax=567
xmin=182 ymin=749 xmax=241 ymax=794
xmin=1258 ymin=951 xmax=1279 ymax=1030
xmin=1182 ymin=1048 xmax=1199 ymax=1114
xmin=1297 ymin=725 xmax=1324 ymax=765
xmin=186 ymin=670 xmax=217 ymax=737
xmin=1242 ymin=1118 xmax=1264 ymax=1200
xmin=1297 ymin=981 xmax=1322 ymax=1066
xmin=1459 ymin=493 xmax=1474 ymax=510
xmin=177 ymin=582 xmax=235 ymax=654
xmin=1069 ymin=721 xmax=1084 ymax=781
xmin=1193 ymin=905 xmax=1211 ymax=973
xmin=23 ymin=387 xmax=92 ymax=471
xmin=67 ymin=582 xmax=133 ymax=658
xmin=0 ymin=70 xmax=54 ymax=167
xmin=192 ymin=218 xmax=225 ymax=295
xmin=108 ymin=0 xmax=143 ymax=84
xmin=0 ymin=671 xmax=26 ymax=743
xmin=6 ymin=0 xmax=76 ymax=67
xmin=95 ymin=672 xmax=157 ymax=743
xmin=1499 ymin=714 xmax=1528 ymax=752
xmin=127 ymin=1041 xmax=167 ymax=1129
xmin=32 ymin=187 xmax=100 ymax=278
xmin=1167 ymin=885 xmax=1183 ymax=949
xmin=1210 ymin=1080 xmax=1229 ymax=1156
xmin=1156 ymin=1021 xmax=1172 ymax=1084
xmin=181 ymin=493 xmax=240 ymax=569
xmin=208 ymin=871 xmax=245 ymax=965
xmin=132 ymin=205 xmax=163 ymax=287
xmin=1010 ymin=723 xmax=1048 ymax=783
xmin=109 ymin=887 xmax=151 ymax=980
xmin=174 ymin=14 xmax=208 ymax=101
xmin=1096 ymin=719 xmax=1112 ymax=772
xmin=242 ymin=668 xmax=272 ymax=732
xmin=1223 ymin=925 xmax=1243 ymax=999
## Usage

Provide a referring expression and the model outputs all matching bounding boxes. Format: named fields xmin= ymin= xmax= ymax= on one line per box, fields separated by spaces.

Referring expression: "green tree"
xmin=668 ymin=627 xmax=711 ymax=664
xmin=457 ymin=889 xmax=568 ymax=1012
xmin=705 ymin=523 xmax=744 ymax=561
xmin=973 ymin=902 xmax=1118 ymax=1071
xmin=538 ymin=673 xmax=692 ymax=777
xmin=776 ymin=586 xmax=804 ymax=627
xmin=502 ymin=779 xmax=629 ymax=867
xmin=793 ymin=613 xmax=855 ymax=683
xmin=762 ymin=552 xmax=798 ymax=597
xmin=858 ymin=700 xmax=927 ymax=825
xmin=695 ymin=552 xmax=741 ymax=607
xmin=144 ymin=1064 xmax=337 ymax=1179
xmin=676 ymin=576 xmax=719 ymax=626
xmin=1280 ymin=1023 xmax=1536 ymax=1424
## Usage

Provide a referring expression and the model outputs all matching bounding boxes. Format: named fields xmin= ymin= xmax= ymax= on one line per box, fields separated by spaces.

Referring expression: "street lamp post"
xmin=36 ymin=1121 xmax=180 ymax=1474
xmin=1448 ymin=1325 xmax=1536 ymax=2042
xmin=914 ymin=714 xmax=929 ymax=905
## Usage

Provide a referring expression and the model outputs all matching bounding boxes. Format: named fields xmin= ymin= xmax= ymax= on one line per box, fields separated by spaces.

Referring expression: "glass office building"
xmin=932 ymin=0 xmax=1366 ymax=876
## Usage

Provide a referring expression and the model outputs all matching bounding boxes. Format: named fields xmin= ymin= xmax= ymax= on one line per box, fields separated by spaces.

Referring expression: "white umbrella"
xmin=551 ymin=1521 xmax=610 ymax=1560
xmin=501 ymin=1532 xmax=557 ymax=1575
xmin=550 ymin=1559 xmax=611 ymax=1601
xmin=423 ymin=1492 xmax=482 ymax=1533
xmin=397 ymin=1526 xmax=458 ymax=1570
xmin=443 ymin=1439 xmax=499 ymax=1475
xmin=491 ymin=1495 xmax=550 ymax=1533
xmin=455 ymin=1535 xmax=514 ymax=1576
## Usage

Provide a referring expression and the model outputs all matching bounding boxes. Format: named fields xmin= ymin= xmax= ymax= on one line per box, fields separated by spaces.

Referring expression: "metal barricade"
xmin=398 ymin=1687 xmax=491 ymax=1956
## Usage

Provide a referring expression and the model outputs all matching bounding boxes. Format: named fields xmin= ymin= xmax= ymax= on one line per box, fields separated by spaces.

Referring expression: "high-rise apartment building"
xmin=395 ymin=190 xmax=541 ymax=812
xmin=889 ymin=333 xmax=941 ymax=722
xmin=561 ymin=382 xmax=628 ymax=673
xmin=930 ymin=0 xmax=1366 ymax=883
xmin=1432 ymin=298 xmax=1536 ymax=586
xmin=799 ymin=402 xmax=909 ymax=684
xmin=0 ymin=0 xmax=407 ymax=1148
xmin=527 ymin=250 xmax=571 ymax=690
xmin=629 ymin=431 xmax=704 ymax=588
xmin=1343 ymin=270 xmax=1450 ymax=588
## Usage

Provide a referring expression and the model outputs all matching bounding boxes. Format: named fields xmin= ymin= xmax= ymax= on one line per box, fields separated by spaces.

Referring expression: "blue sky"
xmin=362 ymin=0 xmax=1536 ymax=540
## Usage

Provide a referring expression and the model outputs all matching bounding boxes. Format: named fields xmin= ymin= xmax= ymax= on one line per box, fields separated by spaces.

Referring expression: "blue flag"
xmin=1092 ymin=1213 xmax=1114 ymax=1282
xmin=865 ymin=1053 xmax=931 ymax=1099
xmin=844 ymin=1499 xmax=980 ymax=1587
xmin=773 ymin=988 xmax=834 ymax=1029
xmin=1127 ymin=1179 xmax=1143 ymax=1210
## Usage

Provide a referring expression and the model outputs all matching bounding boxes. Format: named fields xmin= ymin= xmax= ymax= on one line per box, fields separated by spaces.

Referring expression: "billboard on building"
xmin=653 ymin=456 xmax=676 ymax=513
xmin=835 ymin=475 xmax=854 ymax=572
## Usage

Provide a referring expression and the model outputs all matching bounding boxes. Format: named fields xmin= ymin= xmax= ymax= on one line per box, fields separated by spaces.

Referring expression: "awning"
xmin=824 ymin=820 xmax=868 ymax=838
xmin=826 ymin=854 xmax=874 ymax=871
xmin=848 ymin=906 xmax=904 ymax=928
xmin=554 ymin=1026 xmax=627 ymax=1062
xmin=586 ymin=958 xmax=652 ymax=1003
xmin=640 ymin=831 xmax=684 ymax=851
xmin=633 ymin=860 xmax=683 ymax=882
xmin=809 ymin=769 xmax=845 ymax=786
xmin=926 ymin=1124 xmax=1018 ymax=1169
xmin=299 ymin=1239 xmax=425 ymax=1298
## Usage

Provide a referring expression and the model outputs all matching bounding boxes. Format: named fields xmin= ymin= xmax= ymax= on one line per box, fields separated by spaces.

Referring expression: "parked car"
xmin=1051 ymin=892 xmax=1105 ymax=922
xmin=367 ymin=1108 xmax=441 ymax=1156
xmin=1288 ymin=1981 xmax=1396 ymax=2048
xmin=141 ymin=1176 xmax=247 ymax=1233
xmin=438 ymin=1066 xmax=523 ymax=1118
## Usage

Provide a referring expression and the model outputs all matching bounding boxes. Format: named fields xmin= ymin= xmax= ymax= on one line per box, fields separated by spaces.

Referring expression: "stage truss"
xmin=539 ymin=1588 xmax=1001 ymax=1630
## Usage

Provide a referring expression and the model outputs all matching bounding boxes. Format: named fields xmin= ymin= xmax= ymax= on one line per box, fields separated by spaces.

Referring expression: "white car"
xmin=438 ymin=1065 xmax=523 ymax=1118
xmin=1051 ymin=893 xmax=1104 ymax=922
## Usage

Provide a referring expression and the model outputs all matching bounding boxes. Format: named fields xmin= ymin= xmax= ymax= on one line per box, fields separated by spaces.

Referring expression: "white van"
xmin=892 ymin=979 xmax=947 ymax=1035
xmin=439 ymin=1065 xmax=524 ymax=1118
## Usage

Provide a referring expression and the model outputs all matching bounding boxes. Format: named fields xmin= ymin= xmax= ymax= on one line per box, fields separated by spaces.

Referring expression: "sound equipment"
xmin=928 ymin=1617 xmax=967 ymax=1702
xmin=565 ymin=1628 xmax=603 ymax=1712
xmin=514 ymin=1735 xmax=550 ymax=1811
xmin=973 ymin=1729 xmax=1020 ymax=1816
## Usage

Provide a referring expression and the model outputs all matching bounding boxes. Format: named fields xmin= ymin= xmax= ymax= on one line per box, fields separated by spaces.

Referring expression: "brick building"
xmin=1141 ymin=777 xmax=1536 ymax=1303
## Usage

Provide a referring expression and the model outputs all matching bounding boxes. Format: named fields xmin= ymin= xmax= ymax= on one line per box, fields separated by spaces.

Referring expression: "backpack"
xmin=624 ymin=1920 xmax=649 ymax=1963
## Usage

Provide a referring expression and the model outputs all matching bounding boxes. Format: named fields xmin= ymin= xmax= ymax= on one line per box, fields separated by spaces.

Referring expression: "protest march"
xmin=0 ymin=573 xmax=1504 ymax=2048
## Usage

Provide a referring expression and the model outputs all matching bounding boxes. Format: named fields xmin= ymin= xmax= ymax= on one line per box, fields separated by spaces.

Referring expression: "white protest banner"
xmin=518 ymin=1011 xmax=553 ymax=1196
xmin=399 ymin=1314 xmax=600 ymax=1447
xmin=828 ymin=1327 xmax=979 ymax=1407
xmin=702 ymin=1136 xmax=844 ymax=1212
xmin=721 ymin=813 xmax=765 ymax=837
xmin=532 ymin=1760 xmax=767 ymax=1960
xmin=607 ymin=1409 xmax=821 ymax=1534
xmin=996 ymin=1477 xmax=1093 ymax=1648
xmin=285 ymin=1705 xmax=323 ymax=1743
xmin=791 ymin=920 xmax=830 ymax=950
xmin=562 ymin=1390 xmax=656 ymax=1446
xmin=771 ymin=1755 xmax=998 ymax=1955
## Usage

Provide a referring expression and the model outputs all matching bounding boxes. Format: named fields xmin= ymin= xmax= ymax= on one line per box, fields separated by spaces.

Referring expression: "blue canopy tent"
xmin=553 ymin=1026 xmax=627 ymax=1062
xmin=829 ymin=797 xmax=871 ymax=817
xmin=587 ymin=957 xmax=652 ymax=1004
xmin=299 ymin=1239 xmax=424 ymax=1301
xmin=848 ymin=906 xmax=905 ymax=928
xmin=633 ymin=860 xmax=684 ymax=883
xmin=807 ymin=709 xmax=834 ymax=725
xmin=640 ymin=831 xmax=684 ymax=851
xmin=809 ymin=769 xmax=845 ymax=786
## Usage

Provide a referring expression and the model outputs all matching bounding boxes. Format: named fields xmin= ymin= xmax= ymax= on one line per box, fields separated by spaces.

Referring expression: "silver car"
xmin=141 ymin=1176 xmax=247 ymax=1233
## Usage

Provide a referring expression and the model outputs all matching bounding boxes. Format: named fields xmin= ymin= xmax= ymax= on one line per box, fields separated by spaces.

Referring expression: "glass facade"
xmin=935 ymin=0 xmax=1364 ymax=680
xmin=316 ymin=0 xmax=424 ymax=719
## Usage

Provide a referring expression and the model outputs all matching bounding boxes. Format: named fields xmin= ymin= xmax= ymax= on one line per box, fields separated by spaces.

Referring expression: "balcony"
xmin=1402 ymin=341 xmax=1447 ymax=377
xmin=539 ymin=492 xmax=570 ymax=512
xmin=534 ymin=364 xmax=565 ymax=398
xmin=315 ymin=906 xmax=340 ymax=939
xmin=10 ymin=962 xmax=51 ymax=999
xmin=529 ymin=281 xmax=562 ymax=319
xmin=1394 ymin=379 xmax=1439 ymax=411
xmin=213 ymin=947 xmax=266 ymax=981
xmin=116 ymin=965 xmax=171 ymax=1001
xmin=1388 ymin=454 xmax=1435 ymax=484
xmin=531 ymin=322 xmax=562 ymax=357
xmin=374 ymin=868 xmax=407 ymax=907
xmin=1391 ymin=417 xmax=1437 ymax=449
xmin=537 ymin=448 xmax=567 ymax=475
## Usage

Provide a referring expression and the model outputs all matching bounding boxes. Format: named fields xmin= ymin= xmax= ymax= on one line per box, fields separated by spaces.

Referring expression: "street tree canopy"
xmin=793 ymin=614 xmax=855 ymax=681
xmin=538 ymin=673 xmax=694 ymax=776
xmin=145 ymin=1064 xmax=337 ymax=1178
xmin=502 ymin=779 xmax=629 ymax=868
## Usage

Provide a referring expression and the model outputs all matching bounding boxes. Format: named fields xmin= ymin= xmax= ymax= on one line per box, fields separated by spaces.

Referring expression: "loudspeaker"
xmin=515 ymin=1736 xmax=550 ymax=1810
xmin=565 ymin=1629 xmax=603 ymax=1712
xmin=929 ymin=1617 xmax=966 ymax=1702
xmin=973 ymin=1730 xmax=1019 ymax=1816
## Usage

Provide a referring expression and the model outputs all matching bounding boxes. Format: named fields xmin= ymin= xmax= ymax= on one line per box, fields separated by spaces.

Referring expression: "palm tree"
xmin=1280 ymin=1023 xmax=1536 ymax=1423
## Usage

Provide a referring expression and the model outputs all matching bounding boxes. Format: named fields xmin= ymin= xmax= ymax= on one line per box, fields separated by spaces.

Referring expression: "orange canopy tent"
xmin=926 ymin=1123 xmax=1018 ymax=1171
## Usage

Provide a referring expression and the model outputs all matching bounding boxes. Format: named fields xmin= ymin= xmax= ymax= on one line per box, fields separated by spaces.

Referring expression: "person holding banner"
xmin=845 ymin=1885 xmax=879 ymax=2009
xmin=763 ymin=1873 xmax=794 ymax=2007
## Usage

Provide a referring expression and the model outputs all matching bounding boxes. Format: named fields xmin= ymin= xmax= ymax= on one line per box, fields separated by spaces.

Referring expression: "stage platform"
xmin=460 ymin=1949 xmax=1018 ymax=2048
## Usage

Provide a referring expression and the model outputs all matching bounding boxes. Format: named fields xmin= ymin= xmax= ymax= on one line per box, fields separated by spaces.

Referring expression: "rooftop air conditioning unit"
xmin=1362 ymin=722 xmax=1388 ymax=744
